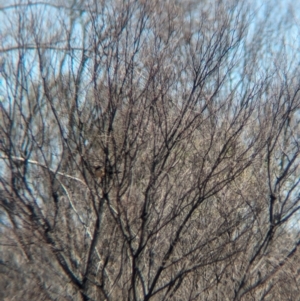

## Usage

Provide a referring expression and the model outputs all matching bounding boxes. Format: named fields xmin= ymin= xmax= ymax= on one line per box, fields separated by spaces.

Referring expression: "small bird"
xmin=94 ymin=165 xmax=121 ymax=179
xmin=94 ymin=165 xmax=105 ymax=179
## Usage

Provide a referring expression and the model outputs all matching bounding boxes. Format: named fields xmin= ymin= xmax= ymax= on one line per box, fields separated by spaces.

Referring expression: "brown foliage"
xmin=1 ymin=0 xmax=300 ymax=300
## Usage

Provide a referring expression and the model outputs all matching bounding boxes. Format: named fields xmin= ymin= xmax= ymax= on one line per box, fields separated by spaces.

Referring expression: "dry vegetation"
xmin=1 ymin=0 xmax=300 ymax=300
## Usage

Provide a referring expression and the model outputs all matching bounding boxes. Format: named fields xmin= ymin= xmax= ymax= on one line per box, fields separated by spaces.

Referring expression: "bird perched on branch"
xmin=93 ymin=165 xmax=121 ymax=179
xmin=94 ymin=165 xmax=105 ymax=179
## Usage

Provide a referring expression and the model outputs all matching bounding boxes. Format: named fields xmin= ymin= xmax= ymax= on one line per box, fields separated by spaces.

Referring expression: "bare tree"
xmin=1 ymin=0 xmax=300 ymax=300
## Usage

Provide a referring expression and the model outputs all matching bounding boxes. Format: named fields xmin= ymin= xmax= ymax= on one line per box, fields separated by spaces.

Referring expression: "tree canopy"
xmin=1 ymin=0 xmax=300 ymax=300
